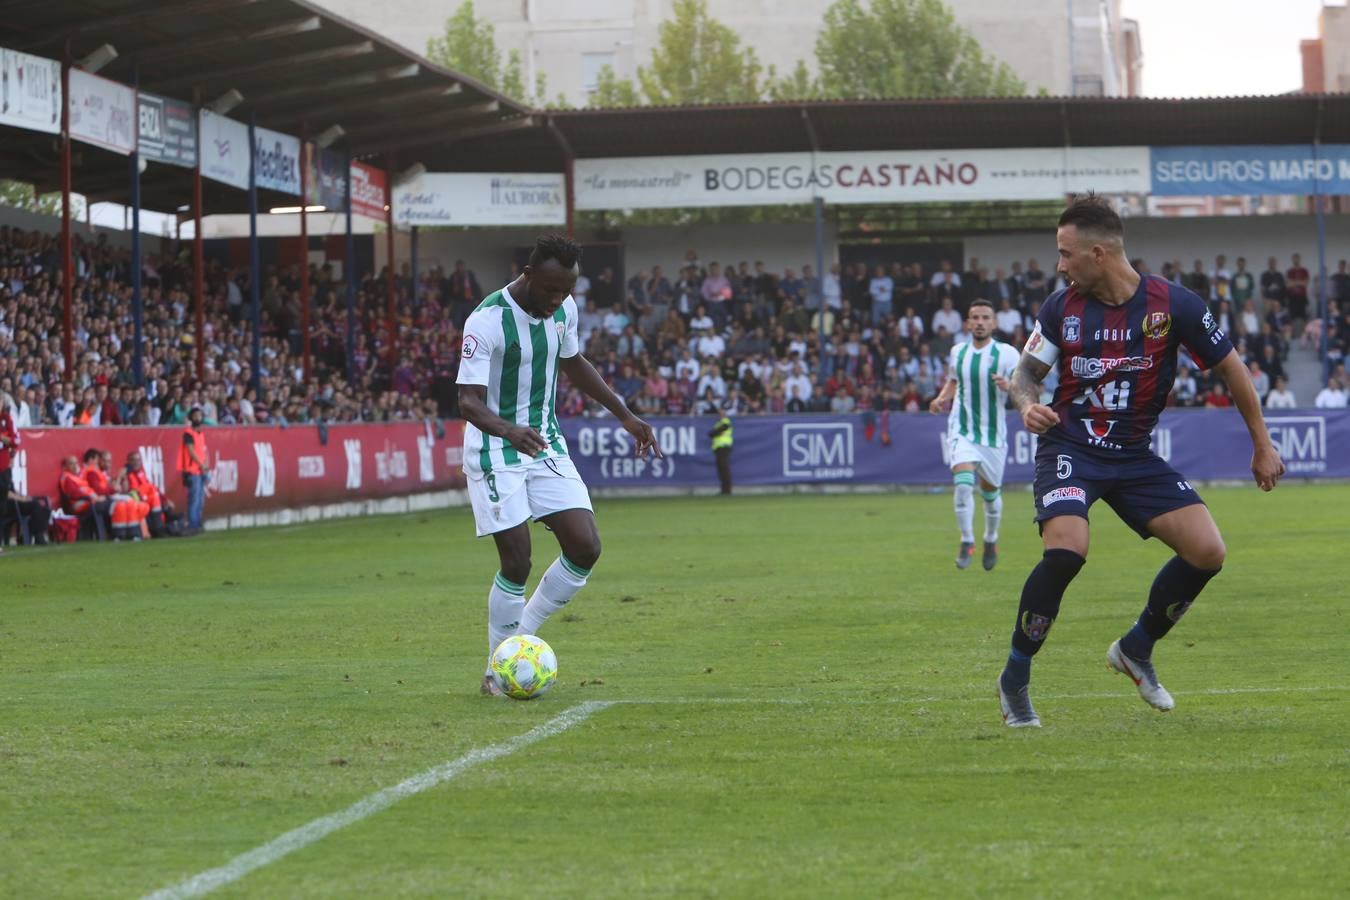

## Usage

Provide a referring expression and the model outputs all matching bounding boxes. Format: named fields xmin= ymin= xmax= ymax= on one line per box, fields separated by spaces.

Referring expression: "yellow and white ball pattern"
xmin=489 ymin=634 xmax=558 ymax=700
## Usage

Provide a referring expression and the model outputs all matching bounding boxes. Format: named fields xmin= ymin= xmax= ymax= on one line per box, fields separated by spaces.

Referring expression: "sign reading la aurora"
xmin=574 ymin=148 xmax=1151 ymax=209
xmin=393 ymin=173 xmax=565 ymax=226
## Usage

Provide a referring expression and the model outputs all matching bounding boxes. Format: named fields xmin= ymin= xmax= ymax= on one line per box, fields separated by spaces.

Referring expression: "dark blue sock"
xmin=1120 ymin=555 xmax=1221 ymax=660
xmin=1119 ymin=619 xmax=1156 ymax=661
xmin=1000 ymin=648 xmax=1033 ymax=691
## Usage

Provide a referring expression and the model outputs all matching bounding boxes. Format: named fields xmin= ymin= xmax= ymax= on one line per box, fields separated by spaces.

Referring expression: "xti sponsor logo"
xmin=1070 ymin=356 xmax=1153 ymax=378
xmin=1041 ymin=486 xmax=1087 ymax=505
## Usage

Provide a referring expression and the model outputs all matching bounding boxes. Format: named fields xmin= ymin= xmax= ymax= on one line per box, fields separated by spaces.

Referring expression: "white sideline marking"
xmin=143 ymin=701 xmax=612 ymax=900
xmin=142 ymin=684 xmax=1341 ymax=896
xmin=609 ymin=685 xmax=1347 ymax=706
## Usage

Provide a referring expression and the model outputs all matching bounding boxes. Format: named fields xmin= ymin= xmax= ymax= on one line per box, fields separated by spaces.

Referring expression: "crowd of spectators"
xmin=0 ymin=223 xmax=450 ymax=431
xmin=2 ymin=221 xmax=1349 ymax=431
xmin=556 ymin=249 xmax=1350 ymax=417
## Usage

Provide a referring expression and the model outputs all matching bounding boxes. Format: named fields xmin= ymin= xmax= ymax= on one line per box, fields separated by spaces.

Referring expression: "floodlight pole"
xmin=300 ymin=125 xmax=312 ymax=383
xmin=248 ymin=111 xmax=262 ymax=394
xmin=130 ymin=65 xmax=144 ymax=389
xmin=60 ymin=44 xmax=74 ymax=377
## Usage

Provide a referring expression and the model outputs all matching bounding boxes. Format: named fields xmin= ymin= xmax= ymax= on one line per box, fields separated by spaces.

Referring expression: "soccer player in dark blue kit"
xmin=997 ymin=196 xmax=1285 ymax=727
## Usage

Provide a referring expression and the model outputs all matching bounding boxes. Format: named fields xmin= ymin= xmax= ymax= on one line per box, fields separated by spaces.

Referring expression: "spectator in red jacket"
xmin=59 ymin=455 xmax=108 ymax=540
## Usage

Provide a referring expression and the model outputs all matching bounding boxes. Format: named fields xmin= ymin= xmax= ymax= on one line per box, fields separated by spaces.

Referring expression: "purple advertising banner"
xmin=560 ymin=409 xmax=1350 ymax=489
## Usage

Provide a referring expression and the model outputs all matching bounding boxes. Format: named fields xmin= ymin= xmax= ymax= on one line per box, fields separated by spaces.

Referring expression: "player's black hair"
xmin=82 ymin=447 xmax=101 ymax=463
xmin=967 ymin=298 xmax=995 ymax=313
xmin=529 ymin=233 xmax=582 ymax=270
xmin=1058 ymin=193 xmax=1124 ymax=240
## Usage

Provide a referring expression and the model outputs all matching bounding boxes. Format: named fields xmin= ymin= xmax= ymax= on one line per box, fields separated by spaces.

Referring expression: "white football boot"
xmin=1107 ymin=640 xmax=1175 ymax=711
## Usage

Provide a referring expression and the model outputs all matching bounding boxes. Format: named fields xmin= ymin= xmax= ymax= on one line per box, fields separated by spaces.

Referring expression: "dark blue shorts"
xmin=1032 ymin=443 xmax=1204 ymax=539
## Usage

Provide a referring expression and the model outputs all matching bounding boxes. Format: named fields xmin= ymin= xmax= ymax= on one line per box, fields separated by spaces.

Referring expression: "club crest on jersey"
xmin=461 ymin=335 xmax=479 ymax=359
xmin=555 ymin=319 xmax=566 ymax=340
xmin=1143 ymin=311 xmax=1172 ymax=340
xmin=1061 ymin=315 xmax=1081 ymax=343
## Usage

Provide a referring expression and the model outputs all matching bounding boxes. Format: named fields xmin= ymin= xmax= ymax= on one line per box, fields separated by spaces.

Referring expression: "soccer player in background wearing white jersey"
xmin=458 ymin=235 xmax=663 ymax=695
xmin=929 ymin=299 xmax=1020 ymax=571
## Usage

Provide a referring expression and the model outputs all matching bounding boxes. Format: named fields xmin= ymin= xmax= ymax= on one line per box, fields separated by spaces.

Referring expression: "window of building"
xmin=582 ymin=51 xmax=617 ymax=95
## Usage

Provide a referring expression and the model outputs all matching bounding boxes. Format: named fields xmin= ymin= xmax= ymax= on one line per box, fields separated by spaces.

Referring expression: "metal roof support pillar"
xmin=130 ymin=65 xmax=144 ymax=389
xmin=801 ymin=107 xmax=827 ymax=386
xmin=248 ymin=111 xmax=262 ymax=394
xmin=344 ymin=147 xmax=356 ymax=385
xmin=548 ymin=116 xmax=576 ymax=238
xmin=60 ymin=44 xmax=74 ymax=377
xmin=300 ymin=127 xmax=312 ymax=383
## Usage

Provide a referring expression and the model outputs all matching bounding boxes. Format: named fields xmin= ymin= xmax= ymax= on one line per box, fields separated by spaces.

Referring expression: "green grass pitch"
xmin=1 ymin=485 xmax=1345 ymax=898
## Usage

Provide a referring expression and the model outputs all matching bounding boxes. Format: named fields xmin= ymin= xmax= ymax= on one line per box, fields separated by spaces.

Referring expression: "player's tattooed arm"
xmin=1010 ymin=355 xmax=1059 ymax=434
xmin=1009 ymin=355 xmax=1051 ymax=412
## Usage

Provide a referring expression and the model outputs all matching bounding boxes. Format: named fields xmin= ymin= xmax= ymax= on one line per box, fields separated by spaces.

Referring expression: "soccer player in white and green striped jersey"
xmin=458 ymin=234 xmax=663 ymax=696
xmin=929 ymin=299 xmax=1020 ymax=571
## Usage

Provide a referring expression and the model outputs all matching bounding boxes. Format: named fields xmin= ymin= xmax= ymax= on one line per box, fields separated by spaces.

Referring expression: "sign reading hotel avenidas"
xmin=393 ymin=173 xmax=565 ymax=226
xmin=575 ymin=147 xmax=1150 ymax=209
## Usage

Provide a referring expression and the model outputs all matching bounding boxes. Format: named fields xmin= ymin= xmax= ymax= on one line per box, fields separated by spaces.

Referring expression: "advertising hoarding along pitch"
xmin=574 ymin=147 xmax=1150 ymax=209
xmin=393 ymin=172 xmax=566 ymax=226
xmin=68 ymin=68 xmax=136 ymax=155
xmin=137 ymin=92 xmax=197 ymax=167
xmin=0 ymin=49 xmax=61 ymax=135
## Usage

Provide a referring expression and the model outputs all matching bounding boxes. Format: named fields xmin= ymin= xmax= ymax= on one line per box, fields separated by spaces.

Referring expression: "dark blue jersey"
xmin=1022 ymin=275 xmax=1232 ymax=455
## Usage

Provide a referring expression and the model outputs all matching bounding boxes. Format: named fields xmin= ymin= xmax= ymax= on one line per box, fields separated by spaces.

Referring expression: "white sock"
xmin=953 ymin=474 xmax=976 ymax=543
xmin=519 ymin=555 xmax=591 ymax=636
xmin=982 ymin=488 xmax=1003 ymax=543
xmin=487 ymin=572 xmax=526 ymax=669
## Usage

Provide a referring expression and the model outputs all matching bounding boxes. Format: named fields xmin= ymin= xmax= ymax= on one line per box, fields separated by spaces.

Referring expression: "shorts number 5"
xmin=486 ymin=473 xmax=500 ymax=502
xmin=1056 ymin=454 xmax=1073 ymax=480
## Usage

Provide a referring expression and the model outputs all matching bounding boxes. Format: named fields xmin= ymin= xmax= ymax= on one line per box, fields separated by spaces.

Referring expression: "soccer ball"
xmin=489 ymin=634 xmax=558 ymax=700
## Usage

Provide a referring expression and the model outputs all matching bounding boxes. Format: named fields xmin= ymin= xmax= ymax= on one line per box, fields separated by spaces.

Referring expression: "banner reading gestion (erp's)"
xmin=557 ymin=410 xmax=1350 ymax=489
xmin=12 ymin=421 xmax=466 ymax=520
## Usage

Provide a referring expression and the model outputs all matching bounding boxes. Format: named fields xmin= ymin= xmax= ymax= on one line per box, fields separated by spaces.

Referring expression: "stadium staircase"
xmin=1284 ymin=341 xmax=1326 ymax=405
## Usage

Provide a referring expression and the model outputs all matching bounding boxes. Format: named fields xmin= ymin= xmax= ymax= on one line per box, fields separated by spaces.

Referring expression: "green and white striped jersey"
xmin=457 ymin=286 xmax=579 ymax=475
xmin=946 ymin=339 xmax=1020 ymax=448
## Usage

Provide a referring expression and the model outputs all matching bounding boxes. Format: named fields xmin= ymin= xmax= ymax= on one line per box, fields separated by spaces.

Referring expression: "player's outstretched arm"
xmin=1211 ymin=349 xmax=1284 ymax=491
xmin=928 ymin=377 xmax=958 ymax=414
xmin=458 ymin=384 xmax=547 ymax=457
xmin=1009 ymin=355 xmax=1058 ymax=434
xmin=560 ymin=355 xmax=664 ymax=458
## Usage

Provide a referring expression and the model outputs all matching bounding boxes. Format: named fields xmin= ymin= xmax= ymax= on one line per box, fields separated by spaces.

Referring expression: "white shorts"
xmin=948 ymin=434 xmax=1007 ymax=488
xmin=466 ymin=455 xmax=593 ymax=537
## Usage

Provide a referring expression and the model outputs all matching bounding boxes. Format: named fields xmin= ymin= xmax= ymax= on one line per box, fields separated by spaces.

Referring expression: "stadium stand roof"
xmin=1 ymin=0 xmax=532 ymax=212
xmin=436 ymin=94 xmax=1350 ymax=171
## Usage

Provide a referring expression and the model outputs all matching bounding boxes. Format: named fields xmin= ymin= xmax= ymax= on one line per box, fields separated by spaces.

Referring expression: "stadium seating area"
xmin=3 ymin=222 xmax=1348 ymax=425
